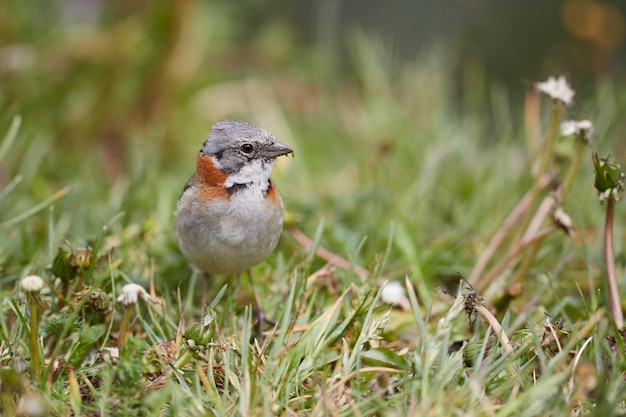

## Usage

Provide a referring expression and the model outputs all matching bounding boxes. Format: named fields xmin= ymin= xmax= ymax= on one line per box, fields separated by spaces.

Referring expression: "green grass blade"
xmin=0 ymin=115 xmax=21 ymax=163
xmin=0 ymin=186 xmax=70 ymax=233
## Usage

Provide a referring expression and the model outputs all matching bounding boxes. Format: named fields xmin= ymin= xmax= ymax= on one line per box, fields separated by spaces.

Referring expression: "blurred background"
xmin=2 ymin=0 xmax=626 ymax=285
xmin=4 ymin=0 xmax=626 ymax=166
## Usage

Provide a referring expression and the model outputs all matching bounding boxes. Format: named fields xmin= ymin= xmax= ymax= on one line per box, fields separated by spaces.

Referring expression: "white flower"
xmin=535 ymin=76 xmax=575 ymax=106
xmin=100 ymin=347 xmax=120 ymax=362
xmin=20 ymin=275 xmax=44 ymax=293
xmin=116 ymin=283 xmax=151 ymax=306
xmin=561 ymin=120 xmax=594 ymax=140
xmin=380 ymin=281 xmax=410 ymax=310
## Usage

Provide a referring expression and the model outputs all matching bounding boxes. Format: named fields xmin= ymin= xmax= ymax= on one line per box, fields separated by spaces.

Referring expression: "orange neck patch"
xmin=265 ymin=179 xmax=280 ymax=202
xmin=196 ymin=154 xmax=227 ymax=187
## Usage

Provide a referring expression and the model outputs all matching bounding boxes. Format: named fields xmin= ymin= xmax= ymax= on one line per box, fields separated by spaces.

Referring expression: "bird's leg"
xmin=246 ymin=270 xmax=275 ymax=340
xmin=201 ymin=272 xmax=210 ymax=317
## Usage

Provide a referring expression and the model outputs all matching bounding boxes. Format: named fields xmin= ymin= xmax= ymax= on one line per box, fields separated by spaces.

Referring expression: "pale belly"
xmin=175 ymin=189 xmax=284 ymax=275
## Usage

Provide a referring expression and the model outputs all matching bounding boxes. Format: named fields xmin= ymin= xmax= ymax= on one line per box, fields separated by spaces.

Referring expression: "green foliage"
xmin=2 ymin=1 xmax=626 ymax=416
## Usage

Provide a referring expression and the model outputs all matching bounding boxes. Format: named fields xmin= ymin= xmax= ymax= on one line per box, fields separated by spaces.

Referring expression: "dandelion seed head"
xmin=20 ymin=275 xmax=44 ymax=293
xmin=116 ymin=283 xmax=150 ymax=306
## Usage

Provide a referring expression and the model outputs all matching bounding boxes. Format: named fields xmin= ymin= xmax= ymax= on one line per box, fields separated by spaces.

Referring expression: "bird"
xmin=175 ymin=119 xmax=293 ymax=331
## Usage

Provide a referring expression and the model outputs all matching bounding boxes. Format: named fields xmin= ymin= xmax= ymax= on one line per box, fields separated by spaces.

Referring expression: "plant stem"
xmin=604 ymin=198 xmax=623 ymax=327
xmin=476 ymin=226 xmax=558 ymax=292
xmin=174 ymin=347 xmax=195 ymax=369
xmin=560 ymin=136 xmax=585 ymax=203
xmin=522 ymin=193 xmax=556 ymax=242
xmin=468 ymin=173 xmax=553 ymax=287
xmin=509 ymin=233 xmax=546 ymax=286
xmin=288 ymin=225 xmax=370 ymax=280
xmin=537 ymin=105 xmax=561 ymax=182
xmin=118 ymin=306 xmax=132 ymax=350
xmin=474 ymin=304 xmax=512 ymax=354
xmin=515 ymin=105 xmax=560 ymax=243
xmin=29 ymin=299 xmax=41 ymax=379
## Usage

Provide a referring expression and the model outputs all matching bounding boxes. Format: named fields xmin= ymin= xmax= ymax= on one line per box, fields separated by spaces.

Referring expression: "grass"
xmin=2 ymin=1 xmax=626 ymax=415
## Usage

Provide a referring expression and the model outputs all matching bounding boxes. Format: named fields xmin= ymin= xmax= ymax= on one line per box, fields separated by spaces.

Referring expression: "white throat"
xmin=223 ymin=158 xmax=273 ymax=189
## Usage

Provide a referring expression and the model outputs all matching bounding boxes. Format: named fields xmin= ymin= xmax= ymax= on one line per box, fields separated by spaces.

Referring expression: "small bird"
xmin=175 ymin=120 xmax=293 ymax=328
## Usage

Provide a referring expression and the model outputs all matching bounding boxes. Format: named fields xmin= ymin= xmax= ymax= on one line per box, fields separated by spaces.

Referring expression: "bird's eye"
xmin=240 ymin=143 xmax=254 ymax=155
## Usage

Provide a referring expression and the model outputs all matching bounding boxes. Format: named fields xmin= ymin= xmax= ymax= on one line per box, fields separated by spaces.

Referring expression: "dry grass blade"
xmin=468 ymin=173 xmax=553 ymax=286
xmin=289 ymin=225 xmax=370 ymax=280
xmin=475 ymin=226 xmax=558 ymax=293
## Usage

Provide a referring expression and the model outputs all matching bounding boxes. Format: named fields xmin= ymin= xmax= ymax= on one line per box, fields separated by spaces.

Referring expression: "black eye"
xmin=240 ymin=143 xmax=254 ymax=155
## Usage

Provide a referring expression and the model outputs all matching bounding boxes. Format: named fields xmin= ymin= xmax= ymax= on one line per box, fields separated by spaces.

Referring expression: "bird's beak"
xmin=263 ymin=140 xmax=293 ymax=158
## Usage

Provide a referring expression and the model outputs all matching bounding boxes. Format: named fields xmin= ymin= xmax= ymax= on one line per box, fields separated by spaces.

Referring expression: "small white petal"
xmin=20 ymin=275 xmax=44 ymax=293
xmin=535 ymin=75 xmax=575 ymax=106
xmin=560 ymin=121 xmax=577 ymax=137
xmin=560 ymin=119 xmax=594 ymax=140
xmin=599 ymin=189 xmax=610 ymax=203
xmin=612 ymin=188 xmax=623 ymax=202
xmin=576 ymin=120 xmax=594 ymax=131
xmin=116 ymin=283 xmax=150 ymax=306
